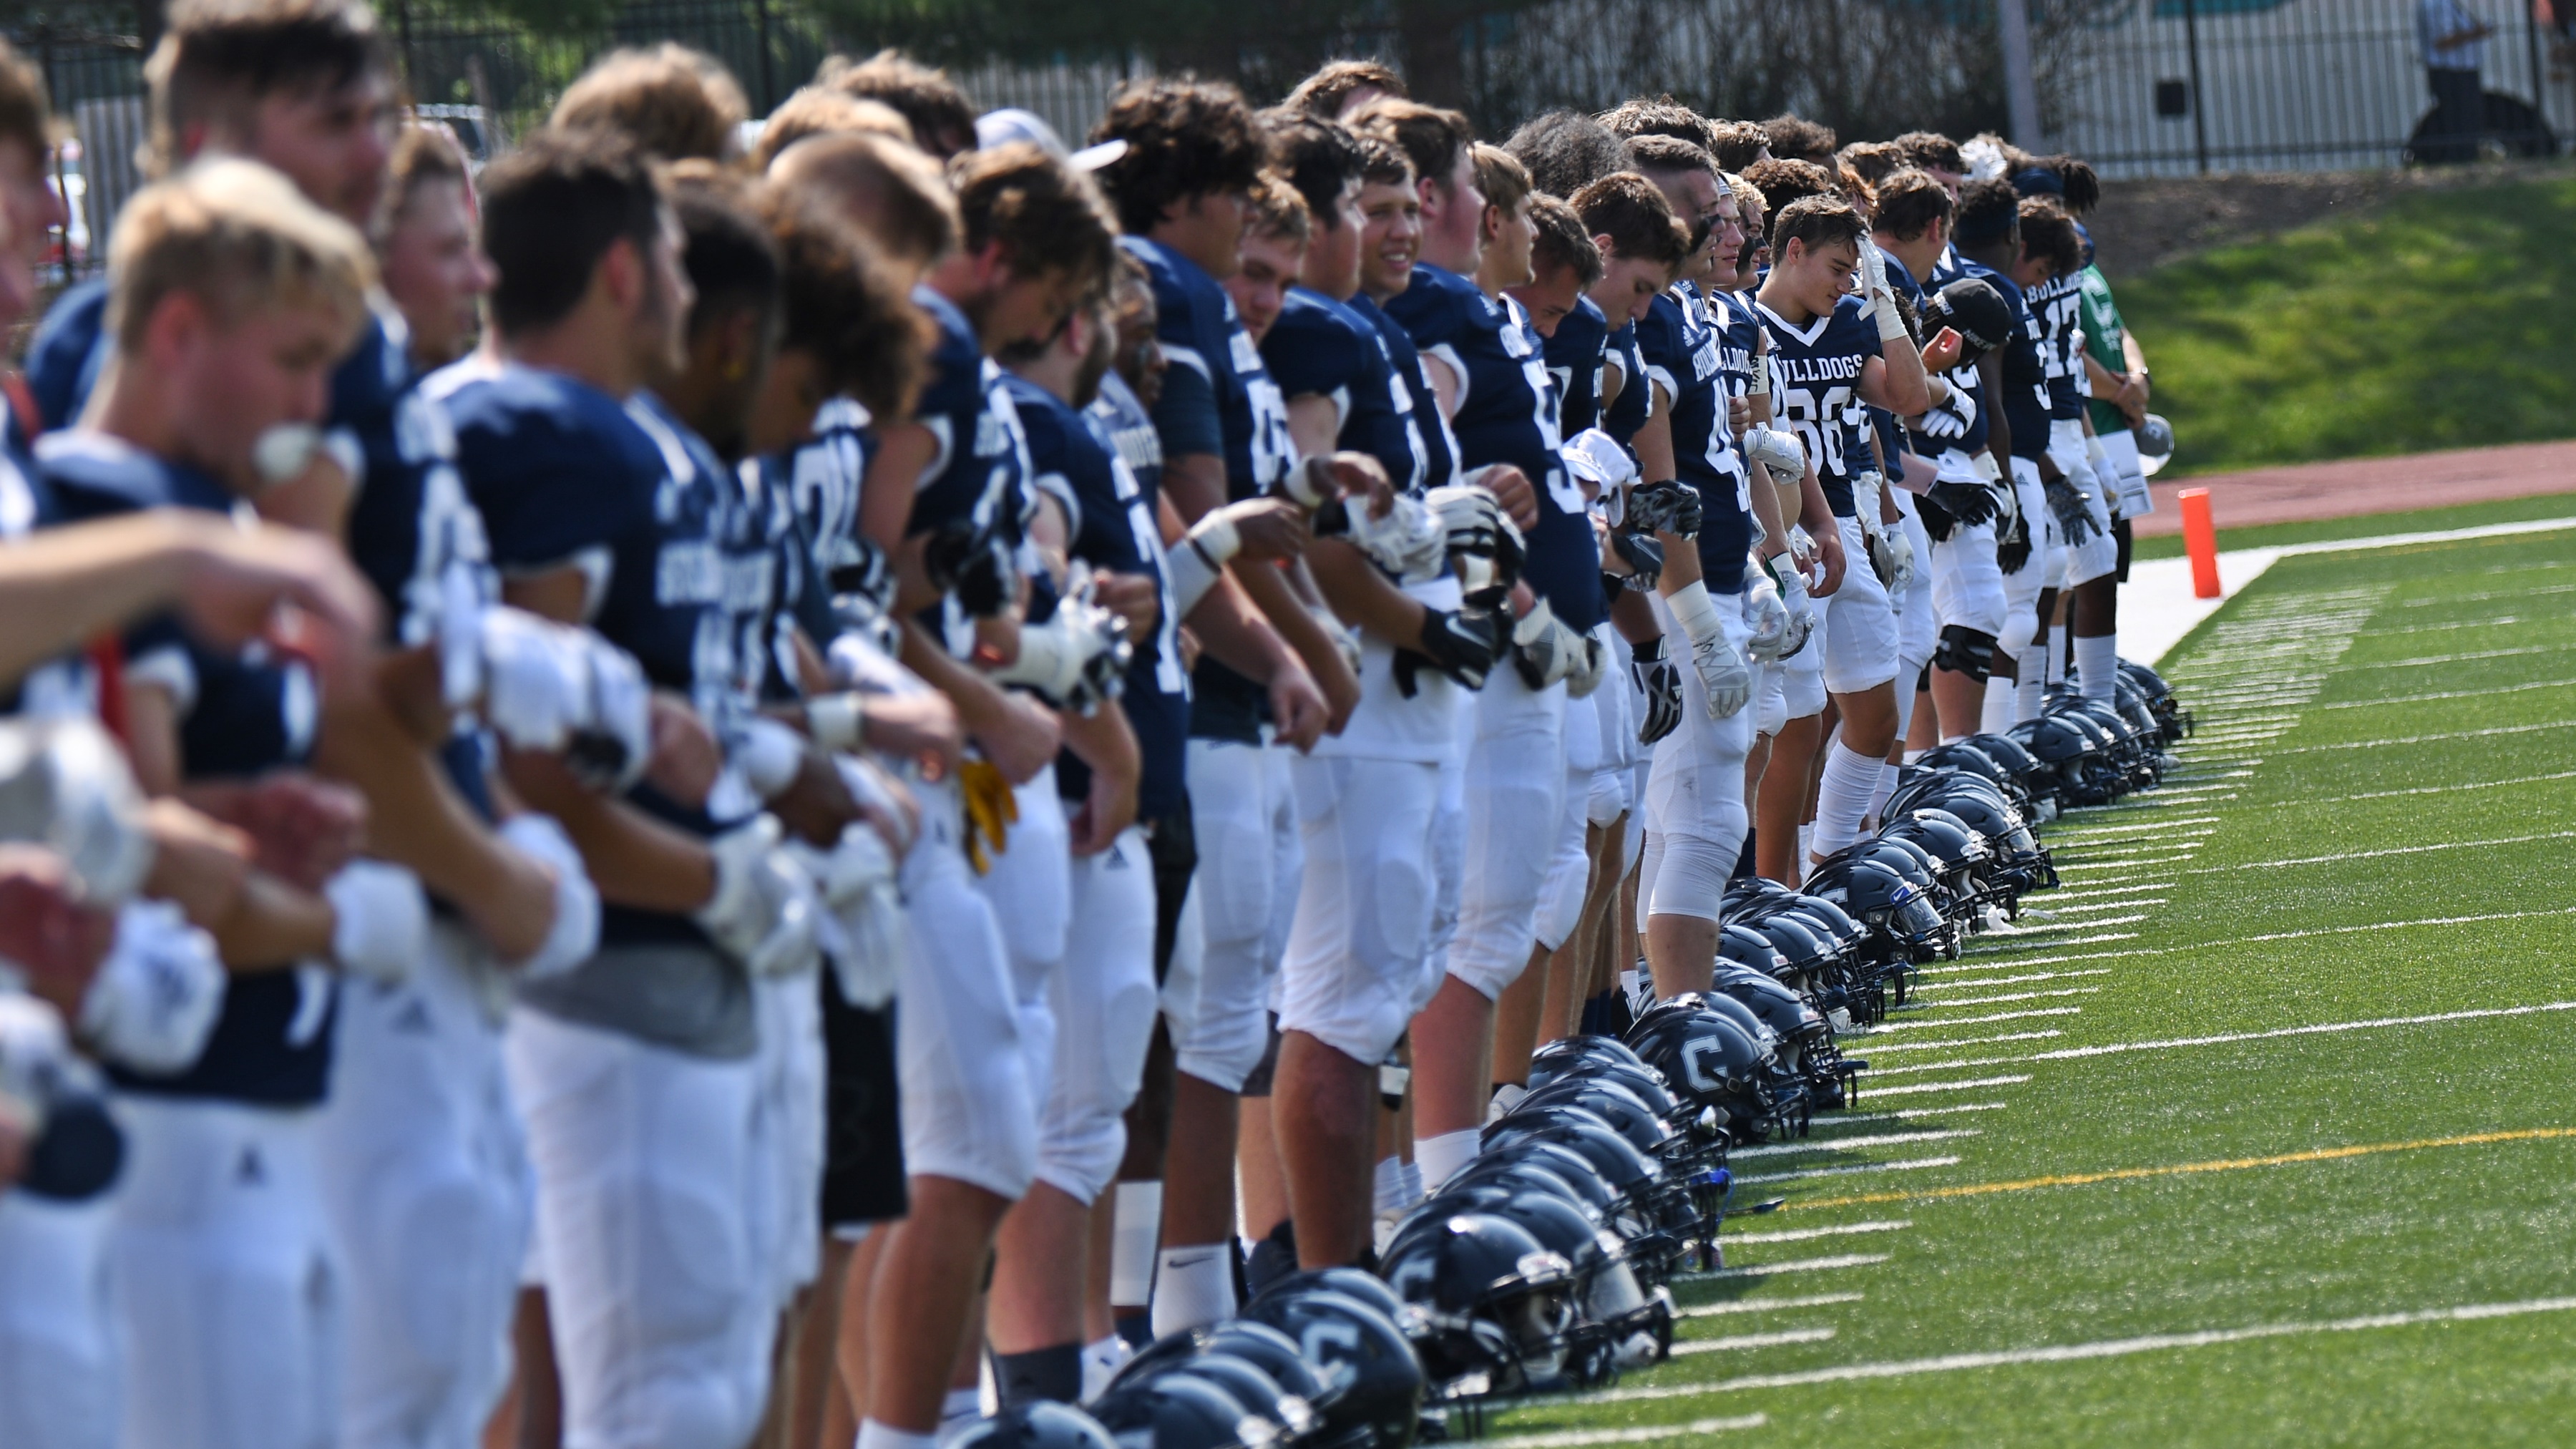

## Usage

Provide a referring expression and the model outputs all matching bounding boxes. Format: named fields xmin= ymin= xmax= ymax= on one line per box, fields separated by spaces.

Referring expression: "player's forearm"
xmin=1162 ymin=452 xmax=1230 ymax=526
xmin=1747 ymin=465 xmax=1790 ymax=562
xmin=1305 ymin=538 xmax=1427 ymax=644
xmin=313 ymin=696 xmax=555 ymax=960
xmin=0 ymin=513 xmax=226 ymax=686
xmin=1798 ymin=466 xmax=1834 ymax=532
xmin=1609 ymin=585 xmax=1663 ymax=645
xmin=1633 ymin=394 xmax=1677 ymax=481
xmin=1236 ymin=557 xmax=1357 ymax=701
xmin=501 ymin=748 xmax=715 ymax=914
xmin=1187 ymin=572 xmax=1297 ymax=683
xmin=1058 ymin=700 xmax=1139 ymax=791
xmin=208 ymin=870 xmax=337 ymax=970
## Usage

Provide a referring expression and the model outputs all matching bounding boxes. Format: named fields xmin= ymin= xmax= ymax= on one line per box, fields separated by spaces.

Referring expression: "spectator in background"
xmin=2419 ymin=0 xmax=2494 ymax=162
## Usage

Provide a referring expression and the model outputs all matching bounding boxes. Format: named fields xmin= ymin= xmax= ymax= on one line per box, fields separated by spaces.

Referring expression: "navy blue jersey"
xmin=1012 ymin=375 xmax=1189 ymax=827
xmin=908 ymin=286 xmax=1034 ymax=552
xmin=761 ymin=400 xmax=874 ymax=678
xmin=1756 ymin=293 xmax=1884 ymax=515
xmin=1123 ymin=238 xmax=1292 ymax=502
xmin=431 ymin=359 xmax=750 ymax=948
xmin=1387 ymin=265 xmax=1602 ymax=630
xmin=1932 ymin=256 xmax=2050 ymax=462
xmin=1635 ymin=288 xmax=1750 ymax=594
xmin=1600 ymin=320 xmax=1649 ymax=447
xmin=1262 ymin=286 xmax=1420 ymax=493
xmin=1349 ymin=293 xmax=1455 ymax=494
xmin=23 ymin=276 xmax=105 ymax=431
xmin=39 ymin=431 xmax=334 ymax=1106
xmin=334 ymin=307 xmax=502 ymax=824
xmin=1544 ymin=296 xmax=1610 ymax=437
xmin=0 ymin=413 xmax=88 ymax=716
xmin=2024 ymin=269 xmax=2088 ymax=419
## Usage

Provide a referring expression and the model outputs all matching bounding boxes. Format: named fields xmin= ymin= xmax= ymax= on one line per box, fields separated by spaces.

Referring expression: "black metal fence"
xmin=2053 ymin=0 xmax=2568 ymax=175
xmin=12 ymin=0 xmax=2576 ymax=279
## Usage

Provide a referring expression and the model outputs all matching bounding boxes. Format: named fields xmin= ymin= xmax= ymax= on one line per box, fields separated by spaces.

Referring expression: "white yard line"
xmin=1860 ymin=1002 xmax=2576 ymax=1076
xmin=1860 ymin=1030 xmax=2064 ymax=1053
xmin=1916 ymin=970 xmax=2112 ymax=992
xmin=1674 ymin=1252 xmax=1893 ymax=1282
xmin=1480 ymin=1415 xmax=1770 ymax=1446
xmin=1800 ymin=1102 xmax=2013 ymax=1124
xmin=2399 ymin=580 xmax=2576 ymax=606
xmin=1552 ymin=1297 xmax=2576 ymax=1404
xmin=2176 ymin=830 xmax=2576 ymax=874
xmin=1730 ymin=1131 xmax=1980 ymax=1159
xmin=1913 ymin=986 xmax=2102 ymax=1008
xmin=1721 ymin=1221 xmax=1912 ymax=1245
xmin=2009 ymin=907 xmax=2576 ymax=965
xmin=1867 ymin=1008 xmax=2082 ymax=1032
xmin=2273 ymin=769 xmax=2576 ymax=806
xmin=1674 ymin=1293 xmax=1866 ymax=1318
xmin=1855 ymin=1075 xmax=2034 ymax=1098
xmin=1735 ymin=1155 xmax=1963 ymax=1186
xmin=2271 ymin=719 xmax=2576 ymax=754
xmin=1667 ymin=1329 xmax=1839 ymax=1357
xmin=2317 ymin=676 xmax=2576 ymax=711
xmin=2356 ymin=640 xmax=2576 ymax=670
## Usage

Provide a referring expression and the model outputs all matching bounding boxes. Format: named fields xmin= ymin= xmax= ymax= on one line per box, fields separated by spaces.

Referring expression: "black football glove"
xmin=1631 ymin=635 xmax=1683 ymax=746
xmin=1997 ymin=511 xmax=2034 ymax=575
xmin=1926 ymin=479 xmax=1999 ymax=527
xmin=1626 ymin=479 xmax=1702 ymax=539
xmin=2045 ymin=475 xmax=2102 ymax=545
xmin=1392 ymin=607 xmax=1503 ymax=696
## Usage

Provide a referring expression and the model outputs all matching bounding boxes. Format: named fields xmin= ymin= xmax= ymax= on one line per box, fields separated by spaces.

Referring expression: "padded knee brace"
xmin=1645 ymin=817 xmax=1744 ymax=924
xmin=1994 ymin=607 xmax=2039 ymax=665
xmin=1934 ymin=624 xmax=1999 ymax=683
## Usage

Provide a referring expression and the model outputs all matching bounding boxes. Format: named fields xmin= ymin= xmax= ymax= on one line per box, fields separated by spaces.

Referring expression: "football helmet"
xmin=1111 ymin=1330 xmax=1322 ymax=1444
xmin=1237 ymin=1289 xmax=1425 ymax=1449
xmin=1626 ymin=999 xmax=1806 ymax=1145
xmin=2006 ymin=714 xmax=2117 ymax=809
xmin=1090 ymin=1372 xmax=1282 ymax=1449
xmin=1712 ymin=965 xmax=1861 ymax=1110
xmin=1484 ymin=1188 xmax=1672 ymax=1380
xmin=1377 ymin=1214 xmax=1579 ymax=1396
xmin=950 ymin=1402 xmax=1121 ymax=1449
xmin=1479 ymin=1108 xmax=1701 ymax=1279
xmin=1526 ymin=1035 xmax=1657 ymax=1094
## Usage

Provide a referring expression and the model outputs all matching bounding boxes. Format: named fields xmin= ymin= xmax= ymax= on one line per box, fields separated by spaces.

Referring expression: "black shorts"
xmin=2114 ymin=515 xmax=2134 ymax=584
xmin=820 ymin=972 xmax=907 ymax=1229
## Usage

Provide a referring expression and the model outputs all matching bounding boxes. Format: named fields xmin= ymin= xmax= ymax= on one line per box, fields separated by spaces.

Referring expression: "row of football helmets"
xmin=954 ymin=659 xmax=2191 ymax=1449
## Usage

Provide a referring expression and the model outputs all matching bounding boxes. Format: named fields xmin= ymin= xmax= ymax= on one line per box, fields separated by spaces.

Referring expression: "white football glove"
xmin=1346 ymin=492 xmax=1450 ymax=582
xmin=796 ymin=826 xmax=907 ymax=1010
xmin=0 ymin=715 xmax=155 ymax=905
xmin=326 ymin=859 xmax=429 ymax=986
xmin=1776 ymin=563 xmax=1818 ymax=660
xmin=0 ymin=992 xmax=72 ymax=1140
xmin=478 ymin=608 xmax=654 ymax=789
xmin=1564 ymin=629 xmax=1607 ymax=700
xmin=1740 ymin=426 xmax=1805 ymax=489
xmin=988 ymin=575 xmax=1131 ymax=713
xmin=1666 ymin=581 xmax=1750 ymax=719
xmin=1561 ymin=429 xmax=1638 ymax=491
xmin=79 ymin=899 xmax=225 ymax=1075
xmin=694 ymin=814 xmax=822 ymax=977
xmin=1863 ymin=242 xmax=1907 ymax=341
xmin=1885 ymin=525 xmax=1918 ymax=597
xmin=495 ymin=813 xmax=601 ymax=983
xmin=1509 ymin=598 xmax=1589 ymax=692
xmin=1740 ymin=569 xmax=1790 ymax=663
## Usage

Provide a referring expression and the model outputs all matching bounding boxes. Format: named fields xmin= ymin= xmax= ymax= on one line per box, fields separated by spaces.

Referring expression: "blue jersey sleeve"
xmin=24 ymin=279 xmax=109 ymax=433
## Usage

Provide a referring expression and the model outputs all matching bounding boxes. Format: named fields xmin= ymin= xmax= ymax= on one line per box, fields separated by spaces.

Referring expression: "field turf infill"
xmin=1477 ymin=524 xmax=2576 ymax=1446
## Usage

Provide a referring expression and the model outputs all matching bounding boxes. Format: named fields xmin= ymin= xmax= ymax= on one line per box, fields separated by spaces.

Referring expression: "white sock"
xmin=1372 ymin=1154 xmax=1405 ymax=1214
xmin=2076 ymin=634 xmax=2119 ymax=701
xmin=1797 ymin=823 xmax=1813 ymax=861
xmin=2046 ymin=625 xmax=2070 ymax=686
xmin=1109 ymin=1181 xmax=1160 ymax=1311
xmin=1982 ymin=673 xmax=2019 ymax=733
xmin=1149 ymin=1244 xmax=1236 ymax=1337
xmin=1810 ymin=738 xmax=1884 ymax=857
xmin=1414 ymin=1128 xmax=1480 ymax=1191
xmin=1486 ymin=1081 xmax=1527 ymax=1124
xmin=1080 ymin=1335 xmax=1131 ymax=1403
xmin=935 ymin=1387 xmax=983 ymax=1443
xmin=2016 ymin=668 xmax=2045 ymax=722
xmin=860 ymin=1422 xmax=940 ymax=1449
xmin=1892 ymin=663 xmax=1923 ymax=740
xmin=1400 ymin=1158 xmax=1423 ymax=1206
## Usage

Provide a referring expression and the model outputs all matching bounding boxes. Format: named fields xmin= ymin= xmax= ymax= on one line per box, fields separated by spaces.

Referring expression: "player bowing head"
xmin=1506 ymin=194 xmax=1603 ymax=339
xmin=1568 ymin=172 xmax=1687 ymax=328
xmin=1224 ymin=176 xmax=1309 ymax=343
xmin=940 ymin=142 xmax=1120 ymax=355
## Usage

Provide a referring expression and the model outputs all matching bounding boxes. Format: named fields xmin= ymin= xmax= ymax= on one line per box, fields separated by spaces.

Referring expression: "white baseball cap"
xmin=974 ymin=107 xmax=1127 ymax=171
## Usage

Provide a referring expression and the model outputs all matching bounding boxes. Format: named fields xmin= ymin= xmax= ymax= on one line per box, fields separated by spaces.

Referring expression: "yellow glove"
xmin=959 ymin=758 xmax=1018 ymax=875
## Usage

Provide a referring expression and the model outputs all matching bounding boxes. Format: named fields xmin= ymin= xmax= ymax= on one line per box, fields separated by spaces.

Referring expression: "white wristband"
xmin=737 ymin=716 xmax=808 ymax=801
xmin=808 ymin=693 xmax=867 ymax=754
xmin=1665 ymin=580 xmax=1726 ymax=650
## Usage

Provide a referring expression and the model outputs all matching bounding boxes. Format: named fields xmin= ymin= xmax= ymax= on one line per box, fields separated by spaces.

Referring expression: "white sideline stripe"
xmin=1855 ymin=1075 xmax=2034 ymax=1098
xmin=1480 ymin=1414 xmax=1769 ymax=1446
xmin=1730 ymin=1131 xmax=1980 ymax=1159
xmin=2480 ymin=557 xmax=2568 ymax=574
xmin=2364 ymin=640 xmax=2576 ymax=669
xmin=2279 ymin=769 xmax=2576 ymax=806
xmin=1918 ymin=970 xmax=2112 ymax=991
xmin=1862 ymin=1030 xmax=2064 ymax=1054
xmin=1917 ymin=987 xmax=2102 ymax=1008
xmin=1556 ymin=1297 xmax=2576 ymax=1404
xmin=1667 ymin=1329 xmax=1838 ymax=1357
xmin=1737 ymin=1155 xmax=1963 ymax=1186
xmin=2317 ymin=677 xmax=2576 ymax=711
xmin=1676 ymin=1293 xmax=1866 ymax=1318
xmin=2177 ymin=830 xmax=2576 ymax=873
xmin=2037 ymin=899 xmax=2170 ymax=916
xmin=1722 ymin=1220 xmax=1912 ymax=1245
xmin=1675 ymin=1253 xmax=1892 ymax=1281
xmin=1869 ymin=1008 xmax=2082 ymax=1031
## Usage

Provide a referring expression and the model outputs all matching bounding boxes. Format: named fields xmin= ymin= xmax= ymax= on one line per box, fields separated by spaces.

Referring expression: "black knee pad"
xmin=1934 ymin=624 xmax=1999 ymax=683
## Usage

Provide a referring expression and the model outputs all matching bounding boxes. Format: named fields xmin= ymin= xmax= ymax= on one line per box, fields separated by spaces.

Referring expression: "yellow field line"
xmin=1788 ymin=1127 xmax=2576 ymax=1211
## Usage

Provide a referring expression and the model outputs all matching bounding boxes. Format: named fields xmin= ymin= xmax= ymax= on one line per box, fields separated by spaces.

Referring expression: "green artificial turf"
xmin=2126 ymin=491 xmax=2576 ymax=561
xmin=2113 ymin=172 xmax=2576 ymax=476
xmin=1478 ymin=527 xmax=2576 ymax=1446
